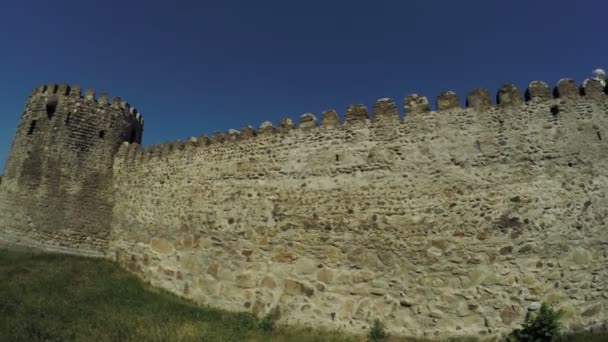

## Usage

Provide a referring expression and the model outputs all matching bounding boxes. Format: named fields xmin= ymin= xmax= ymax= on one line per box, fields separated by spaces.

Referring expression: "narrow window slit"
xmin=597 ymin=132 xmax=602 ymax=141
xmin=46 ymin=101 xmax=58 ymax=119
xmin=550 ymin=105 xmax=560 ymax=117
xmin=27 ymin=120 xmax=37 ymax=135
xmin=99 ymin=130 xmax=106 ymax=139
xmin=65 ymin=113 xmax=71 ymax=126
xmin=128 ymin=128 xmax=137 ymax=143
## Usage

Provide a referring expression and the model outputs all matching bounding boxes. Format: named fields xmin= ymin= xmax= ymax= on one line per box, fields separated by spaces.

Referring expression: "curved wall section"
xmin=0 ymin=84 xmax=143 ymax=256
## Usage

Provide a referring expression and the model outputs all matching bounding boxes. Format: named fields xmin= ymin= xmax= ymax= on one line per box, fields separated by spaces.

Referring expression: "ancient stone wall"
xmin=0 ymin=84 xmax=143 ymax=256
xmin=109 ymin=79 xmax=608 ymax=338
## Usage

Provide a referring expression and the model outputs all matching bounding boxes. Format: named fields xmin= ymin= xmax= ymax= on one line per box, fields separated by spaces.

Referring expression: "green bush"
xmin=367 ymin=319 xmax=387 ymax=342
xmin=258 ymin=314 xmax=274 ymax=333
xmin=509 ymin=303 xmax=562 ymax=342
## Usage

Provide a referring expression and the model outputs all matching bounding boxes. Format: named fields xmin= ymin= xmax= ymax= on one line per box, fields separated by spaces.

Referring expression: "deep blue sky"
xmin=1 ymin=0 xmax=606 ymax=169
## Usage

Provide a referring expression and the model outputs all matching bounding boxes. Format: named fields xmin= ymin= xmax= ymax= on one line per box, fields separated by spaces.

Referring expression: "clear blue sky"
xmin=1 ymin=0 xmax=606 ymax=170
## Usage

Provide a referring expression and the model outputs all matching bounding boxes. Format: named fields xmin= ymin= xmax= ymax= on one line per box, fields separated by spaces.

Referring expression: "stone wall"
xmin=109 ymin=79 xmax=608 ymax=339
xmin=0 ymin=84 xmax=143 ymax=256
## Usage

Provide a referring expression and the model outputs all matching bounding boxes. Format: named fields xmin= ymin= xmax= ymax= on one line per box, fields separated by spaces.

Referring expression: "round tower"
xmin=0 ymin=83 xmax=144 ymax=256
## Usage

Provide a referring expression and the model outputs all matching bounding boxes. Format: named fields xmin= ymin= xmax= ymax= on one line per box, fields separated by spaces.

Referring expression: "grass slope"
xmin=0 ymin=248 xmax=606 ymax=342
xmin=0 ymin=248 xmax=353 ymax=342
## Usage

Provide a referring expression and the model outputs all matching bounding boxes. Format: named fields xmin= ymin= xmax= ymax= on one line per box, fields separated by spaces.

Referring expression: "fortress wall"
xmin=106 ymin=80 xmax=608 ymax=338
xmin=0 ymin=84 xmax=143 ymax=256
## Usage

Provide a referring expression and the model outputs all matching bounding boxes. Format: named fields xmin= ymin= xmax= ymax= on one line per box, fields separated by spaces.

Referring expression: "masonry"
xmin=1 ymin=78 xmax=607 ymax=339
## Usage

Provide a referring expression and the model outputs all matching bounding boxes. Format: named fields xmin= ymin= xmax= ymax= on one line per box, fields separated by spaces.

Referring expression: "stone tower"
xmin=0 ymin=83 xmax=143 ymax=256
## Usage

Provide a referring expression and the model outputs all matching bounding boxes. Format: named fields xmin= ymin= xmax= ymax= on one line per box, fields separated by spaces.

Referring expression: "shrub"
xmin=257 ymin=314 xmax=274 ymax=333
xmin=367 ymin=319 xmax=387 ymax=342
xmin=509 ymin=303 xmax=562 ymax=342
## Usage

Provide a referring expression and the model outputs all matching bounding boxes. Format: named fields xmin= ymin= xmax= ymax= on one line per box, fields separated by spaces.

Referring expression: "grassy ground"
xmin=0 ymin=247 xmax=606 ymax=342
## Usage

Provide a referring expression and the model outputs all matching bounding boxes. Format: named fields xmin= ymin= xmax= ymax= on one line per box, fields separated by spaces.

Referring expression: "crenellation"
xmin=525 ymin=81 xmax=551 ymax=102
xmin=84 ymin=88 xmax=95 ymax=101
xmin=240 ymin=125 xmax=256 ymax=139
xmin=279 ymin=117 xmax=296 ymax=131
xmin=57 ymin=83 xmax=70 ymax=96
xmin=174 ymin=139 xmax=185 ymax=151
xmin=226 ymin=129 xmax=240 ymax=141
xmin=111 ymin=97 xmax=122 ymax=108
xmin=321 ymin=110 xmax=340 ymax=128
xmin=186 ymin=136 xmax=199 ymax=147
xmin=3 ymin=77 xmax=608 ymax=340
xmin=373 ymin=98 xmax=399 ymax=122
xmin=554 ymin=78 xmax=579 ymax=98
xmin=98 ymin=92 xmax=109 ymax=105
xmin=197 ymin=134 xmax=210 ymax=146
xmin=404 ymin=94 xmax=430 ymax=116
xmin=47 ymin=83 xmax=58 ymax=94
xmin=258 ymin=121 xmax=276 ymax=135
xmin=497 ymin=84 xmax=523 ymax=108
xmin=344 ymin=104 xmax=369 ymax=125
xmin=436 ymin=91 xmax=460 ymax=111
xmin=466 ymin=87 xmax=492 ymax=110
xmin=210 ymin=131 xmax=226 ymax=144
xmin=581 ymin=78 xmax=606 ymax=98
xmin=70 ymin=85 xmax=82 ymax=97
xmin=298 ymin=113 xmax=318 ymax=130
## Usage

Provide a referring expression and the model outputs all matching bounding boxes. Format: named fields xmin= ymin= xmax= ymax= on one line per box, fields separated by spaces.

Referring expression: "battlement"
xmin=31 ymin=83 xmax=144 ymax=126
xmin=116 ymin=77 xmax=607 ymax=163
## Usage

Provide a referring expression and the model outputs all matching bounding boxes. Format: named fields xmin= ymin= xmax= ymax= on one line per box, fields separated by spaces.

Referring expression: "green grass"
xmin=0 ymin=247 xmax=353 ymax=342
xmin=0 ymin=247 xmax=606 ymax=342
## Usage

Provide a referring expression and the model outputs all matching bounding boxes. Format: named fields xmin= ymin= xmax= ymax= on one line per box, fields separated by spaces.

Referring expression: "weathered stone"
xmin=528 ymin=302 xmax=541 ymax=311
xmin=466 ymin=88 xmax=492 ymax=110
xmin=299 ymin=113 xmax=318 ymax=130
xmin=404 ymin=94 xmax=430 ymax=115
xmin=150 ymin=238 xmax=174 ymax=255
xmin=294 ymin=257 xmax=316 ymax=275
xmin=240 ymin=125 xmax=256 ymax=139
xmin=525 ymin=81 xmax=551 ymax=102
xmin=261 ymin=276 xmax=277 ymax=289
xmin=321 ymin=110 xmax=341 ymax=128
xmin=344 ymin=104 xmax=369 ymax=125
xmin=497 ymin=84 xmax=523 ymax=108
xmin=554 ymin=79 xmax=578 ymax=98
xmin=279 ymin=118 xmax=296 ymax=130
xmin=284 ymin=279 xmax=314 ymax=297
xmin=236 ymin=273 xmax=256 ymax=289
xmin=582 ymin=78 xmax=605 ymax=98
xmin=499 ymin=306 xmax=520 ymax=325
xmin=582 ymin=304 xmax=602 ymax=317
xmin=317 ymin=268 xmax=335 ymax=284
xmin=436 ymin=91 xmax=460 ymax=111
xmin=372 ymin=98 xmax=399 ymax=121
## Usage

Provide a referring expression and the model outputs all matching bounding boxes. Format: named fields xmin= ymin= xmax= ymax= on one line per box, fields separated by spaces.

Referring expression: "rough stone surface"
xmin=344 ymin=104 xmax=369 ymax=125
xmin=372 ymin=98 xmax=399 ymax=122
xmin=0 ymin=84 xmax=143 ymax=256
xmin=2 ymin=79 xmax=608 ymax=339
xmin=404 ymin=94 xmax=430 ymax=115
xmin=436 ymin=91 xmax=460 ymax=111
xmin=467 ymin=88 xmax=492 ymax=110
xmin=526 ymin=81 xmax=552 ymax=102
xmin=555 ymin=79 xmax=579 ymax=98
xmin=321 ymin=110 xmax=340 ymax=128
xmin=497 ymin=84 xmax=523 ymax=108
